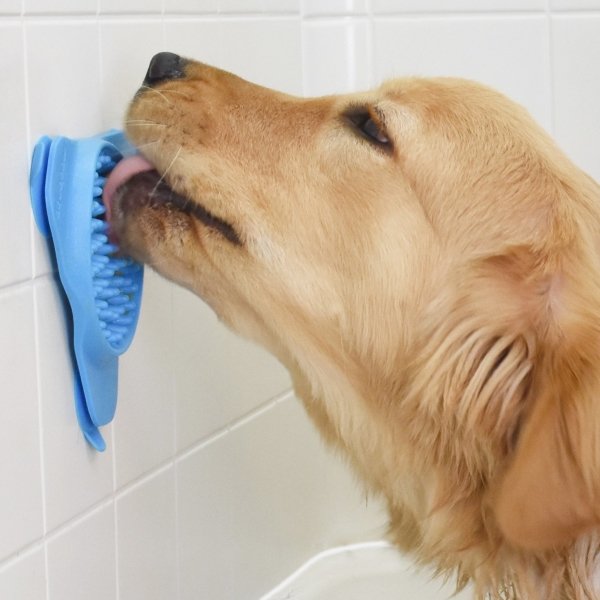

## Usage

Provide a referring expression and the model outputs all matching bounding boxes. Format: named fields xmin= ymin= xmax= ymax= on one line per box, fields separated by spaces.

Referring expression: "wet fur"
xmin=112 ymin=60 xmax=600 ymax=599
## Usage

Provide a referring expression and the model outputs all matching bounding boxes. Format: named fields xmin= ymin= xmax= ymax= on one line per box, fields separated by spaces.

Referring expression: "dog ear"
xmin=492 ymin=248 xmax=600 ymax=551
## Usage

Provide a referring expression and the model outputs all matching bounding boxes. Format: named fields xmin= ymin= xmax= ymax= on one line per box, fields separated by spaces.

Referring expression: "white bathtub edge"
xmin=259 ymin=540 xmax=393 ymax=600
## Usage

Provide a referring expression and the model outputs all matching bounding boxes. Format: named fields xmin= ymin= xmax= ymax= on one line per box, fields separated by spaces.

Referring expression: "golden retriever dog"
xmin=106 ymin=52 xmax=600 ymax=599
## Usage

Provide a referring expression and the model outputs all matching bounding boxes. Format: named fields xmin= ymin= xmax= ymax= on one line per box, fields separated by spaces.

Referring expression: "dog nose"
xmin=144 ymin=52 xmax=185 ymax=86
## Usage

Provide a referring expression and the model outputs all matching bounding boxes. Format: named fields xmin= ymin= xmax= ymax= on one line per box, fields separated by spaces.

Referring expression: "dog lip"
xmin=113 ymin=169 xmax=243 ymax=247
xmin=103 ymin=155 xmax=155 ymax=222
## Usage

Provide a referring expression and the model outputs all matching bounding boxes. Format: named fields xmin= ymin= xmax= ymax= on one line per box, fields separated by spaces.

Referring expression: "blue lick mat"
xmin=29 ymin=130 xmax=144 ymax=452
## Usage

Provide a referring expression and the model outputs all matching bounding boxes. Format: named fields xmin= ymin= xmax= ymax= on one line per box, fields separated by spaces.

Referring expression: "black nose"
xmin=144 ymin=52 xmax=185 ymax=86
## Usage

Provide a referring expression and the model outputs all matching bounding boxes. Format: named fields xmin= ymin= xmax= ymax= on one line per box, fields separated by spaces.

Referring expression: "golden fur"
xmin=111 ymin=58 xmax=600 ymax=599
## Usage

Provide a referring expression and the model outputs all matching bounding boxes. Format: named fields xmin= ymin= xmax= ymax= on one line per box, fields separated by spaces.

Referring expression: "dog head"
xmin=109 ymin=52 xmax=600 ymax=553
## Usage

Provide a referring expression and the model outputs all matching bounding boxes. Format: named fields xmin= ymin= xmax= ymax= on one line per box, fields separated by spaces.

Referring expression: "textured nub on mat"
xmin=91 ymin=151 xmax=141 ymax=350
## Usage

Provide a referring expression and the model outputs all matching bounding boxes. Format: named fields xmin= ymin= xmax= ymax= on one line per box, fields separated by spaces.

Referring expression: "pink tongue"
xmin=103 ymin=155 xmax=155 ymax=222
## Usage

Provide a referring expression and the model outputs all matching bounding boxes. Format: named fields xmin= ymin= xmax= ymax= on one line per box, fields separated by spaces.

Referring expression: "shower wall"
xmin=1 ymin=1 xmax=599 ymax=599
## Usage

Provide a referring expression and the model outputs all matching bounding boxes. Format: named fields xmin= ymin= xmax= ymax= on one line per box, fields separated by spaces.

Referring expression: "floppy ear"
xmin=493 ymin=250 xmax=600 ymax=551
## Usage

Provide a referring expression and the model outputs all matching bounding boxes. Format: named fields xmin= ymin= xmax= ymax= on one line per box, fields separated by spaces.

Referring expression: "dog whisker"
xmin=150 ymin=145 xmax=182 ymax=198
xmin=139 ymin=84 xmax=174 ymax=106
xmin=125 ymin=119 xmax=166 ymax=128
xmin=133 ymin=140 xmax=160 ymax=152
xmin=162 ymin=89 xmax=193 ymax=101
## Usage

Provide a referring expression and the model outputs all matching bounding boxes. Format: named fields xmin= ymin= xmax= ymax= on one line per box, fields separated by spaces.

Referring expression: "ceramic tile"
xmin=552 ymin=15 xmax=600 ymax=180
xmin=34 ymin=279 xmax=114 ymax=532
xmin=164 ymin=0 xmax=219 ymax=12
xmin=177 ymin=396 xmax=386 ymax=599
xmin=0 ymin=0 xmax=22 ymax=14
xmin=0 ymin=548 xmax=46 ymax=600
xmin=173 ymin=286 xmax=291 ymax=451
xmin=46 ymin=505 xmax=116 ymax=600
xmin=164 ymin=18 xmax=222 ymax=65
xmin=99 ymin=0 xmax=162 ymax=13
xmin=219 ymin=0 xmax=264 ymax=12
xmin=264 ymin=0 xmax=299 ymax=12
xmin=26 ymin=22 xmax=102 ymax=140
xmin=0 ymin=25 xmax=31 ymax=288
xmin=116 ymin=468 xmax=177 ymax=600
xmin=24 ymin=0 xmax=96 ymax=14
xmin=371 ymin=0 xmax=545 ymax=11
xmin=26 ymin=22 xmax=102 ymax=277
xmin=551 ymin=0 xmax=600 ymax=8
xmin=303 ymin=20 xmax=370 ymax=96
xmin=373 ymin=16 xmax=552 ymax=131
xmin=114 ymin=271 xmax=175 ymax=488
xmin=303 ymin=0 xmax=367 ymax=15
xmin=100 ymin=21 xmax=165 ymax=129
xmin=219 ymin=18 xmax=303 ymax=94
xmin=0 ymin=286 xmax=43 ymax=561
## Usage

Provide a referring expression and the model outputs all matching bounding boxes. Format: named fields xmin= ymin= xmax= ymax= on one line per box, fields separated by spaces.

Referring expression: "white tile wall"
xmin=219 ymin=18 xmax=303 ymax=94
xmin=100 ymin=21 xmax=165 ymax=129
xmin=114 ymin=271 xmax=175 ymax=487
xmin=177 ymin=396 xmax=385 ymax=600
xmin=0 ymin=286 xmax=42 ymax=562
xmin=164 ymin=0 xmax=219 ymax=14
xmin=372 ymin=16 xmax=552 ymax=131
xmin=371 ymin=0 xmax=545 ymax=12
xmin=0 ymin=0 xmax=22 ymax=14
xmin=46 ymin=505 xmax=116 ymax=600
xmin=99 ymin=0 xmax=163 ymax=15
xmin=0 ymin=548 xmax=46 ymax=600
xmin=302 ymin=19 xmax=371 ymax=95
xmin=35 ymin=278 xmax=114 ymax=532
xmin=551 ymin=0 xmax=600 ymax=9
xmin=303 ymin=0 xmax=369 ymax=16
xmin=26 ymin=21 xmax=103 ymax=277
xmin=0 ymin=24 xmax=30 ymax=288
xmin=173 ymin=286 xmax=291 ymax=451
xmin=551 ymin=14 xmax=600 ymax=180
xmin=2 ymin=2 xmax=600 ymax=599
xmin=116 ymin=468 xmax=177 ymax=600
xmin=24 ymin=0 xmax=96 ymax=15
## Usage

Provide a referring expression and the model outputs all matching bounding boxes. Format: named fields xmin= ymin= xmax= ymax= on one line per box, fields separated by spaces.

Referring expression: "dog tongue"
xmin=103 ymin=155 xmax=155 ymax=221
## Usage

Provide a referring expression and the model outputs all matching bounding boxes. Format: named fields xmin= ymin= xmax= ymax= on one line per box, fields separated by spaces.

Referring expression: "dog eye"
xmin=344 ymin=108 xmax=391 ymax=148
xmin=360 ymin=116 xmax=390 ymax=145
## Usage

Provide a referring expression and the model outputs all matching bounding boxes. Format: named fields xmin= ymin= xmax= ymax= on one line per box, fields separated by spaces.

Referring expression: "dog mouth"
xmin=104 ymin=155 xmax=241 ymax=246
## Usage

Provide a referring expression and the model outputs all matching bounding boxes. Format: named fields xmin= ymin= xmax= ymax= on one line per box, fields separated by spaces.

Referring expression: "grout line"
xmin=0 ymin=272 xmax=56 ymax=296
xmin=5 ymin=9 xmax=600 ymax=26
xmin=346 ymin=14 xmax=355 ymax=91
xmin=30 ymin=287 xmax=47 ymax=534
xmin=12 ymin=12 xmax=300 ymax=22
xmin=31 ymin=287 xmax=50 ymax=599
xmin=0 ymin=541 xmax=45 ymax=576
xmin=113 ymin=473 xmax=120 ymax=600
xmin=174 ymin=468 xmax=181 ymax=600
xmin=21 ymin=13 xmax=50 ymax=600
xmin=167 ymin=283 xmax=181 ymax=599
xmin=300 ymin=18 xmax=308 ymax=97
xmin=302 ymin=12 xmax=369 ymax=19
xmin=114 ymin=462 xmax=175 ymax=514
xmin=0 ymin=496 xmax=116 ymax=574
xmin=366 ymin=0 xmax=374 ymax=89
xmin=10 ymin=8 xmax=600 ymax=22
xmin=546 ymin=0 xmax=557 ymax=136
xmin=175 ymin=388 xmax=295 ymax=464
xmin=21 ymin=9 xmax=36 ymax=289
